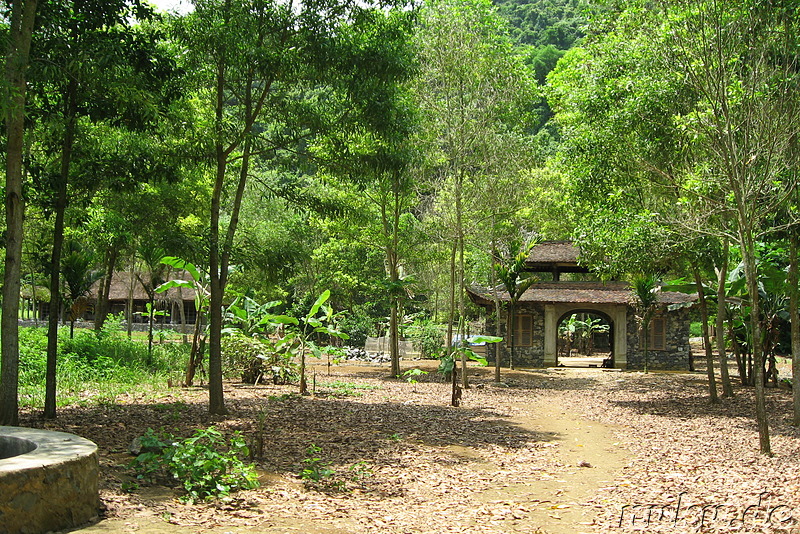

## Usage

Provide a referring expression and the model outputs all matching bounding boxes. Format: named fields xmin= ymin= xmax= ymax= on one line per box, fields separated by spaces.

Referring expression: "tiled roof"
xmin=468 ymin=282 xmax=695 ymax=306
xmin=526 ymin=241 xmax=581 ymax=265
xmin=88 ymin=271 xmax=197 ymax=302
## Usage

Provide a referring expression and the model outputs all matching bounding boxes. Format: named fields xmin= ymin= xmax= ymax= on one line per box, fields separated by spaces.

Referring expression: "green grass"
xmin=16 ymin=319 xmax=189 ymax=409
xmin=690 ymin=321 xmax=703 ymax=337
xmin=320 ymin=380 xmax=380 ymax=397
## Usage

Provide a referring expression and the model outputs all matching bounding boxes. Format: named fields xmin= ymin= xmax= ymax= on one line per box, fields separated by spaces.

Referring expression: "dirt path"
xmin=480 ymin=399 xmax=626 ymax=533
xmin=71 ymin=377 xmax=627 ymax=534
xmin=45 ymin=360 xmax=800 ymax=533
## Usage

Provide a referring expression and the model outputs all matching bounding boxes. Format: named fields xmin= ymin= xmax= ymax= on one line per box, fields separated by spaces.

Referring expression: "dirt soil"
xmin=20 ymin=357 xmax=800 ymax=534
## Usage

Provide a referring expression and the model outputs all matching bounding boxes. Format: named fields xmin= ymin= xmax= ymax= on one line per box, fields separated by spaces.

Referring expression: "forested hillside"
xmin=493 ymin=0 xmax=586 ymax=48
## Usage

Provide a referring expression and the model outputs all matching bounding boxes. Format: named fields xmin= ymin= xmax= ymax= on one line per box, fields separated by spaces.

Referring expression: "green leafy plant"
xmin=299 ymin=444 xmax=336 ymax=484
xmin=132 ymin=427 xmax=259 ymax=503
xmin=157 ymin=257 xmax=211 ymax=387
xmin=402 ymin=368 xmax=427 ymax=392
xmin=437 ymin=335 xmax=500 ymax=378
xmin=321 ymin=380 xmax=379 ymax=397
xmin=349 ymin=460 xmax=373 ymax=482
xmin=406 ymin=318 xmax=444 ymax=358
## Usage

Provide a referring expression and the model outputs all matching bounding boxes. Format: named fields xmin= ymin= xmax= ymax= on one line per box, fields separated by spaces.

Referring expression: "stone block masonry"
xmin=0 ymin=427 xmax=99 ymax=534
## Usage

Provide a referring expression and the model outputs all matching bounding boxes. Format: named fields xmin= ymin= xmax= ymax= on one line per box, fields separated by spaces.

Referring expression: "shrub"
xmin=17 ymin=323 xmax=188 ymax=408
xmin=336 ymin=306 xmax=375 ymax=347
xmin=223 ymin=332 xmax=298 ymax=384
xmin=406 ymin=319 xmax=444 ymax=358
xmin=132 ymin=427 xmax=259 ymax=503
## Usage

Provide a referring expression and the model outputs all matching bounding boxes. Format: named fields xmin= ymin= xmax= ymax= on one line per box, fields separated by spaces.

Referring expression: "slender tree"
xmin=692 ymin=265 xmax=718 ymax=402
xmin=495 ymin=237 xmax=537 ymax=371
xmin=179 ymin=0 xmax=420 ymax=413
xmin=415 ymin=0 xmax=534 ymax=390
xmin=715 ymin=238 xmax=734 ymax=397
xmin=0 ymin=0 xmax=38 ymax=426
xmin=632 ymin=274 xmax=658 ymax=374
xmin=790 ymin=232 xmax=800 ymax=426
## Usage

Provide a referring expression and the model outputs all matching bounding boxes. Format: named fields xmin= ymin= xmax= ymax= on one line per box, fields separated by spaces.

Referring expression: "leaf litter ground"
xmin=20 ymin=355 xmax=800 ymax=534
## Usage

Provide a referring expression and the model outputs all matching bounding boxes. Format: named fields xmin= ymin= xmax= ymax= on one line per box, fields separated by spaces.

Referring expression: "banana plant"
xmin=495 ymin=237 xmax=538 ymax=370
xmin=438 ymin=335 xmax=501 ymax=381
xmin=156 ymin=257 xmax=210 ymax=386
xmin=292 ymin=290 xmax=349 ymax=395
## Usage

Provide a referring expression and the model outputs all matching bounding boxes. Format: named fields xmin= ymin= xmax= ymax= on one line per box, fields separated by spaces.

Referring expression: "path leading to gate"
xmin=71 ymin=367 xmax=627 ymax=534
xmin=477 ymin=395 xmax=627 ymax=532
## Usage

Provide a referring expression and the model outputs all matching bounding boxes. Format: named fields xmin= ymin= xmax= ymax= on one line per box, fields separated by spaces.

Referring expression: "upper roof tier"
xmin=525 ymin=241 xmax=589 ymax=274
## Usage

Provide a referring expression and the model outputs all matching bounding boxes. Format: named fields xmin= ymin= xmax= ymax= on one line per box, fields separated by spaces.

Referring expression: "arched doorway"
xmin=555 ymin=309 xmax=614 ymax=368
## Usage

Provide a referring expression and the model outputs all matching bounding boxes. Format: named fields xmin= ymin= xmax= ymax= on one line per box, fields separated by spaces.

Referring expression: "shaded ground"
xmin=18 ymin=356 xmax=800 ymax=534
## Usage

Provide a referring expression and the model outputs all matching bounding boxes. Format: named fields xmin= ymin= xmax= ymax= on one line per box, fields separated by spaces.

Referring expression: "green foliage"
xmin=493 ymin=0 xmax=587 ymax=48
xmin=690 ymin=321 xmax=702 ymax=337
xmin=437 ymin=336 xmax=499 ymax=377
xmin=221 ymin=331 xmax=299 ymax=385
xmin=336 ymin=309 xmax=374 ymax=347
xmin=299 ymin=444 xmax=336 ymax=485
xmin=132 ymin=427 xmax=259 ymax=503
xmin=349 ymin=460 xmax=373 ymax=482
xmin=321 ymin=380 xmax=380 ymax=397
xmin=403 ymin=368 xmax=428 ymax=392
xmin=406 ymin=319 xmax=444 ymax=358
xmin=16 ymin=321 xmax=187 ymax=408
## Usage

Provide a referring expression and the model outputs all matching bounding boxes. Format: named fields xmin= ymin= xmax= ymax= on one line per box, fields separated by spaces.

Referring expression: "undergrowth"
xmin=131 ymin=427 xmax=259 ymax=503
xmin=320 ymin=380 xmax=380 ymax=397
xmin=17 ymin=316 xmax=188 ymax=408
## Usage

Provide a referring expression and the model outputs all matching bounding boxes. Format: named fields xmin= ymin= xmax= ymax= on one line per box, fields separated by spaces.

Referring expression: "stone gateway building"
xmin=467 ymin=242 xmax=695 ymax=370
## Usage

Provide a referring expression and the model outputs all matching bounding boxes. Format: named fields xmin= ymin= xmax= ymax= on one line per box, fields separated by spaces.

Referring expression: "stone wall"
xmin=625 ymin=307 xmax=691 ymax=370
xmin=486 ymin=304 xmax=546 ymax=367
xmin=0 ymin=427 xmax=99 ymax=534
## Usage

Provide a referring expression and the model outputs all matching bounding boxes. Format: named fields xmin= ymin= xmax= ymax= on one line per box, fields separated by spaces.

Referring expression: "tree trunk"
xmin=385 ymin=179 xmax=402 ymax=379
xmin=208 ymin=148 xmax=227 ymax=413
xmin=126 ymin=267 xmax=134 ymax=338
xmin=642 ymin=319 xmax=649 ymax=374
xmin=29 ymin=262 xmax=38 ymax=326
xmin=716 ymin=240 xmax=734 ymax=397
xmin=456 ymin=170 xmax=468 ymax=390
xmin=694 ymin=266 xmax=718 ymax=403
xmin=177 ymin=287 xmax=188 ymax=344
xmin=0 ymin=0 xmax=37 ymax=427
xmin=147 ymin=295 xmax=155 ymax=363
xmin=184 ymin=316 xmax=203 ymax=387
xmin=95 ymin=244 xmax=118 ymax=331
xmin=207 ymin=27 xmax=229 ymax=415
xmin=740 ymin=226 xmax=771 ymax=454
xmin=44 ymin=78 xmax=77 ymax=420
xmin=490 ymin=244 xmax=502 ymax=383
xmin=791 ymin=233 xmax=800 ymax=426
xmin=447 ymin=241 xmax=458 ymax=405
xmin=508 ymin=304 xmax=515 ymax=370
xmin=730 ymin=327 xmax=747 ymax=386
xmin=389 ymin=301 xmax=400 ymax=378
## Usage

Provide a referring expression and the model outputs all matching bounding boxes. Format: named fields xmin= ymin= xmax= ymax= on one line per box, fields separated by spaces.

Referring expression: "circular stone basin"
xmin=0 ymin=426 xmax=99 ymax=534
xmin=0 ymin=434 xmax=36 ymax=459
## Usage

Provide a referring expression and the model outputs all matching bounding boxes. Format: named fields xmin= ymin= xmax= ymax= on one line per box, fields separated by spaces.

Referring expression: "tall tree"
xmin=306 ymin=7 xmax=418 ymax=379
xmin=658 ymin=0 xmax=800 ymax=455
xmin=415 ymin=0 xmax=535 ymax=391
xmin=27 ymin=0 xmax=167 ymax=418
xmin=0 ymin=0 xmax=38 ymax=426
xmin=179 ymin=0 xmax=418 ymax=413
xmin=550 ymin=0 xmax=800 ymax=453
